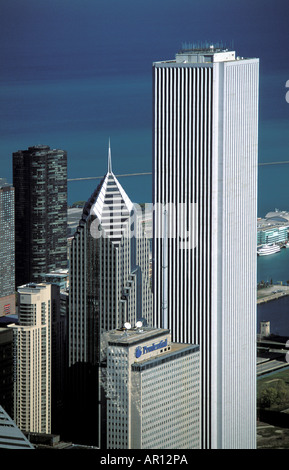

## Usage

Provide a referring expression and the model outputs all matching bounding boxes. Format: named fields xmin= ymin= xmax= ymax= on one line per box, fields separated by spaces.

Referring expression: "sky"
xmin=0 ymin=0 xmax=288 ymax=207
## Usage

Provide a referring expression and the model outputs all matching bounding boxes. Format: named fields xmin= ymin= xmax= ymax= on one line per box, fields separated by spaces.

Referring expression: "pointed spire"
xmin=108 ymin=138 xmax=112 ymax=173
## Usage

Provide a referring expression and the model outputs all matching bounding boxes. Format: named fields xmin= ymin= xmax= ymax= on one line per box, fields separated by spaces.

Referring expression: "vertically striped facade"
xmin=153 ymin=48 xmax=259 ymax=449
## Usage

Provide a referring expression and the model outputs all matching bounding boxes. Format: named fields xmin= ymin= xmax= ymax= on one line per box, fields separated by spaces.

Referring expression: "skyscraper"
xmin=0 ymin=180 xmax=15 ymax=317
xmin=8 ymin=283 xmax=52 ymax=434
xmin=13 ymin=145 xmax=67 ymax=288
xmin=103 ymin=326 xmax=200 ymax=449
xmin=153 ymin=45 xmax=259 ymax=449
xmin=67 ymin=143 xmax=153 ymax=447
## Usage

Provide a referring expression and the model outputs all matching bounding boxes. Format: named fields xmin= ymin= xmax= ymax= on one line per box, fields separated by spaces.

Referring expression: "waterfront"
xmin=258 ymin=247 xmax=289 ymax=337
xmin=257 ymin=245 xmax=289 ymax=285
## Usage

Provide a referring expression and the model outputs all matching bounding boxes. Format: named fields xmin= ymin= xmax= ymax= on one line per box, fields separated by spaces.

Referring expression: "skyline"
xmin=0 ymin=1 xmax=289 ymax=214
xmin=0 ymin=1 xmax=288 ymax=451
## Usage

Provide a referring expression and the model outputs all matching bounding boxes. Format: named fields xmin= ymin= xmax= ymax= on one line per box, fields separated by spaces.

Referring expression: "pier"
xmin=257 ymin=285 xmax=289 ymax=305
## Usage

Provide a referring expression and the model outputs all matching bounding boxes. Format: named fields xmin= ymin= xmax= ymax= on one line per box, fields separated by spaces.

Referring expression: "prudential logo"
xmin=135 ymin=346 xmax=142 ymax=359
xmin=286 ymin=80 xmax=289 ymax=103
xmin=135 ymin=339 xmax=168 ymax=359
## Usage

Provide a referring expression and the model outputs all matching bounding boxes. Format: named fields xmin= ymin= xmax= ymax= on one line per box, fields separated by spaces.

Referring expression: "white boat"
xmin=257 ymin=244 xmax=281 ymax=256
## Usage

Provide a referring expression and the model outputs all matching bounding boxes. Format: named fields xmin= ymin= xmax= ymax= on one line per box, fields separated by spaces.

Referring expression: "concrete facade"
xmin=103 ymin=327 xmax=200 ymax=449
xmin=8 ymin=283 xmax=52 ymax=434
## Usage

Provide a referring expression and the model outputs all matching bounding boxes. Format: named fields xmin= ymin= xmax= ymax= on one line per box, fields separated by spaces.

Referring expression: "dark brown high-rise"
xmin=13 ymin=145 xmax=67 ymax=287
xmin=0 ymin=180 xmax=15 ymax=316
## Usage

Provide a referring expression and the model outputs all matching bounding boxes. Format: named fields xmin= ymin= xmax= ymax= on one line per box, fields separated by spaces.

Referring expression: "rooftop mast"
xmin=108 ymin=138 xmax=112 ymax=173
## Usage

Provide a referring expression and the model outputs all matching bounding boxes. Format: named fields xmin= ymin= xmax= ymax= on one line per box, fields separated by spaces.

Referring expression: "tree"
xmin=259 ymin=387 xmax=278 ymax=408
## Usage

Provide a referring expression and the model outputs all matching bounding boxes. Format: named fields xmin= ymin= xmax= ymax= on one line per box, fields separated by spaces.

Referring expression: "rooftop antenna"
xmin=123 ymin=322 xmax=131 ymax=336
xmin=108 ymin=138 xmax=112 ymax=173
xmin=135 ymin=320 xmax=143 ymax=332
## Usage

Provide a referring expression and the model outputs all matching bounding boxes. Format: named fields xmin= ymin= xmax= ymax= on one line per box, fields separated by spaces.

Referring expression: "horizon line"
xmin=67 ymin=161 xmax=289 ymax=182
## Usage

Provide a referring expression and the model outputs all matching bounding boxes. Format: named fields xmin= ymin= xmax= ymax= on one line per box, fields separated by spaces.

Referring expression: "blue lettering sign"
xmin=135 ymin=338 xmax=168 ymax=358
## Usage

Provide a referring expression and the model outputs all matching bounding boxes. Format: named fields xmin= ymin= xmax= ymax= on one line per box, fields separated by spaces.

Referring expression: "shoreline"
xmin=257 ymin=285 xmax=289 ymax=305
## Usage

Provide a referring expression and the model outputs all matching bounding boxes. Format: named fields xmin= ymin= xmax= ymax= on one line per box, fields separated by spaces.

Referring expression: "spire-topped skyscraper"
xmin=67 ymin=143 xmax=152 ymax=447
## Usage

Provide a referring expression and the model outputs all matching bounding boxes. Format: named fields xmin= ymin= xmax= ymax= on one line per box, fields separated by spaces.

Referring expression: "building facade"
xmin=257 ymin=225 xmax=289 ymax=245
xmin=13 ymin=145 xmax=67 ymax=288
xmin=0 ymin=328 xmax=14 ymax=418
xmin=153 ymin=46 xmax=259 ymax=448
xmin=67 ymin=144 xmax=153 ymax=447
xmin=0 ymin=180 xmax=15 ymax=317
xmin=102 ymin=326 xmax=200 ymax=449
xmin=8 ymin=283 xmax=52 ymax=434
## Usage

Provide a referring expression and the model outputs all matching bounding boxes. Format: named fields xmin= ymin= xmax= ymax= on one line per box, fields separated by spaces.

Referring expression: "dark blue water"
xmin=0 ymin=1 xmax=289 ymax=208
xmin=258 ymin=296 xmax=289 ymax=337
xmin=258 ymin=248 xmax=289 ymax=285
xmin=257 ymin=248 xmax=289 ymax=337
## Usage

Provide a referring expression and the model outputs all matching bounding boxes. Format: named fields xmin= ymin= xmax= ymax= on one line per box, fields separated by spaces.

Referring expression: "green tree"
xmin=259 ymin=387 xmax=278 ymax=408
xmin=276 ymin=380 xmax=289 ymax=404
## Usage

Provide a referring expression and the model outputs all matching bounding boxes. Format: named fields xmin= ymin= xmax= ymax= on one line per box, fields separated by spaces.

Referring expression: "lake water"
xmin=0 ymin=1 xmax=289 ymax=210
xmin=257 ymin=248 xmax=289 ymax=337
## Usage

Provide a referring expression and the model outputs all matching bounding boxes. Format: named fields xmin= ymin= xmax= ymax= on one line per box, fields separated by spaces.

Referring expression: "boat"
xmin=257 ymin=244 xmax=281 ymax=256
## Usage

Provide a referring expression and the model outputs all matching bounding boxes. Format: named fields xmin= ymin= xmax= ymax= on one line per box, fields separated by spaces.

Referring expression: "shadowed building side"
xmin=66 ymin=143 xmax=153 ymax=448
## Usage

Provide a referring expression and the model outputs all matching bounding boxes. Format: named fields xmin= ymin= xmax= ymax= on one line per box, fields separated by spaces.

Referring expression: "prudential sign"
xmin=135 ymin=339 xmax=167 ymax=359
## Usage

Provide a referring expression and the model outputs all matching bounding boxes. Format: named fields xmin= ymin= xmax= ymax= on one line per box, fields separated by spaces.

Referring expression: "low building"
xmin=42 ymin=269 xmax=69 ymax=290
xmin=102 ymin=326 xmax=200 ymax=449
xmin=257 ymin=225 xmax=289 ymax=245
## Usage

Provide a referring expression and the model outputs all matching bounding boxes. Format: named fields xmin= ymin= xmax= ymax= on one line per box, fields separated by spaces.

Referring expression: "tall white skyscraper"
xmin=153 ymin=45 xmax=259 ymax=449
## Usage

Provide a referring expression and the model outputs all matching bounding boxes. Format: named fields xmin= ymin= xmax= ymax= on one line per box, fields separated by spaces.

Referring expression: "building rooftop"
xmin=105 ymin=326 xmax=170 ymax=347
xmin=0 ymin=406 xmax=34 ymax=449
xmin=153 ymin=43 xmax=257 ymax=66
xmin=103 ymin=326 xmax=199 ymax=374
xmin=17 ymin=282 xmax=50 ymax=293
xmin=175 ymin=46 xmax=236 ymax=64
xmin=0 ymin=178 xmax=12 ymax=189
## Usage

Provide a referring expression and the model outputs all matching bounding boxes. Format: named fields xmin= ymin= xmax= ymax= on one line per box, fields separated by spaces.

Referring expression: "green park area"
xmin=257 ymin=368 xmax=289 ymax=448
xmin=258 ymin=368 xmax=289 ymax=410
